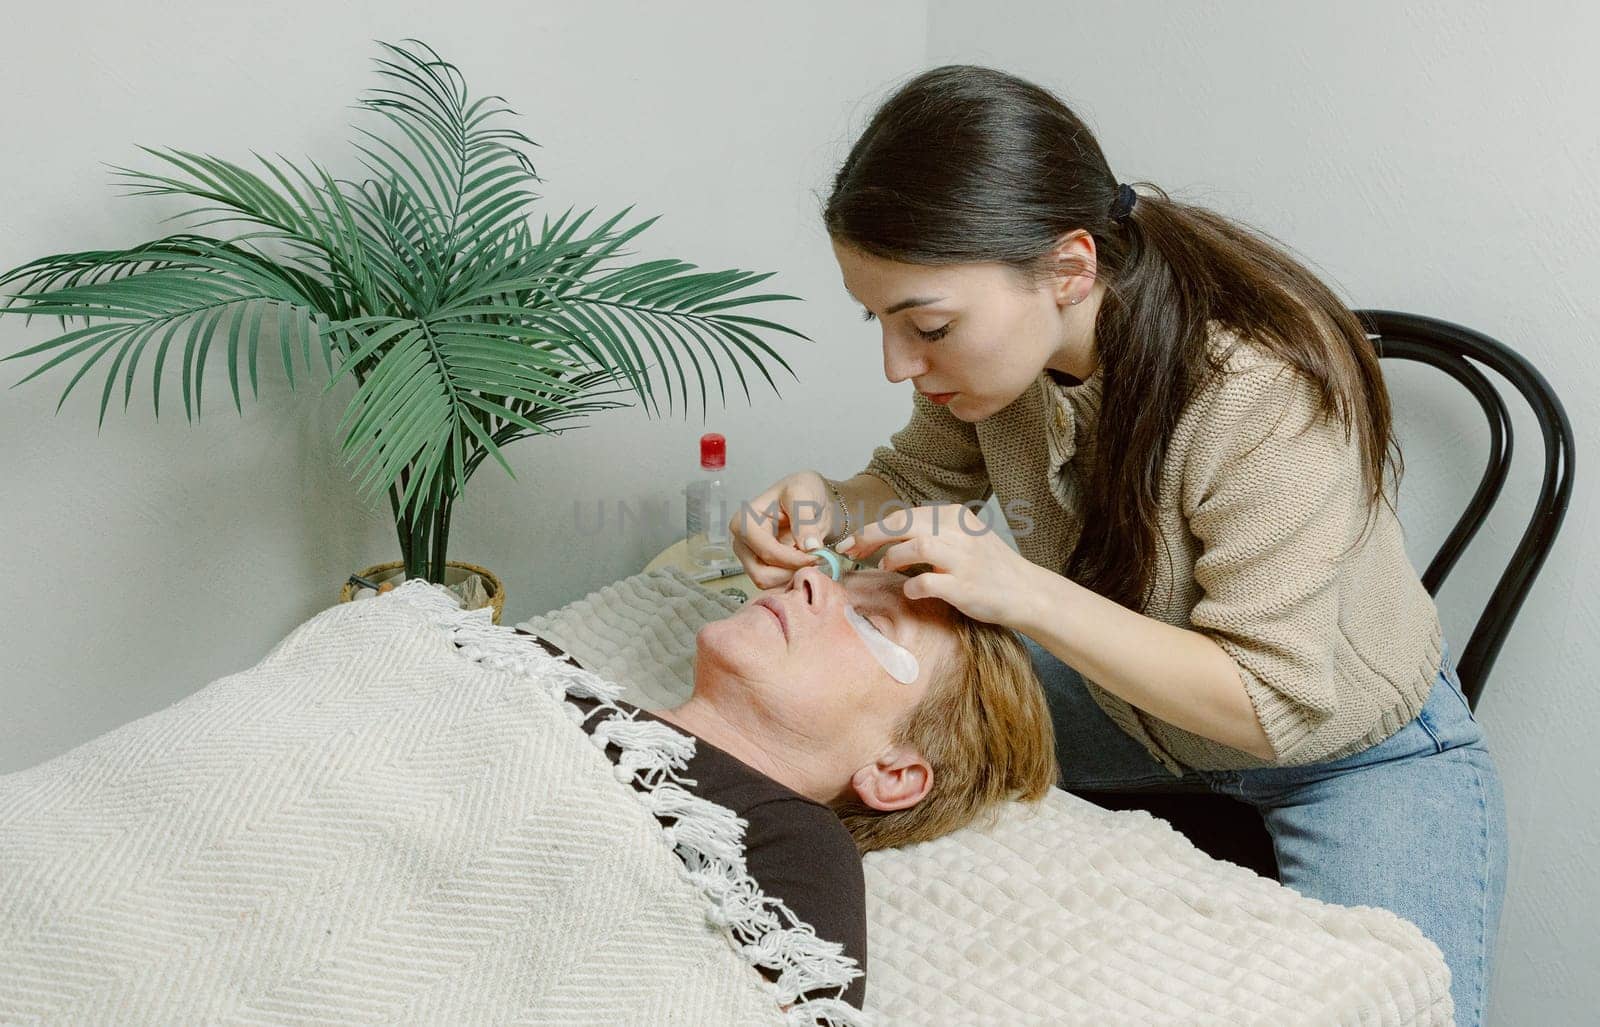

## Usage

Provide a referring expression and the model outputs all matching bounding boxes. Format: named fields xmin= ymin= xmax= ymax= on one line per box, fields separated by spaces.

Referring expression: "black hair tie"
xmin=1109 ymin=182 xmax=1137 ymax=221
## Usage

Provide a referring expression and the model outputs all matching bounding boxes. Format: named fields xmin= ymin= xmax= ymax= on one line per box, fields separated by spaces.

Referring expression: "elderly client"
xmin=513 ymin=564 xmax=1057 ymax=1010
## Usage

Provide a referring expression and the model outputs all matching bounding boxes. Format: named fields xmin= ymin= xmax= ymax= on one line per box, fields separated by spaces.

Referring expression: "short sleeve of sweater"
xmin=861 ymin=389 xmax=991 ymax=508
xmin=1181 ymin=361 xmax=1368 ymax=763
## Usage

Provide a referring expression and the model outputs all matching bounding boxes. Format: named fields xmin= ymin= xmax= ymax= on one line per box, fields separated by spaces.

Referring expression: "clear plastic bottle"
xmin=686 ymin=432 xmax=735 ymax=569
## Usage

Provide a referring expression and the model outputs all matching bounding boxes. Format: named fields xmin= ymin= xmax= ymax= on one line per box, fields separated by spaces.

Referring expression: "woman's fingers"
xmin=732 ymin=499 xmax=811 ymax=569
xmin=839 ymin=503 xmax=979 ymax=562
xmin=836 ymin=507 xmax=923 ymax=560
xmin=730 ymin=531 xmax=794 ymax=589
xmin=726 ymin=476 xmax=829 ymax=584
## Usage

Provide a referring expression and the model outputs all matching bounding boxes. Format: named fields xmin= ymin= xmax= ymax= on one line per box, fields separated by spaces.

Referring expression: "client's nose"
xmin=791 ymin=565 xmax=835 ymax=611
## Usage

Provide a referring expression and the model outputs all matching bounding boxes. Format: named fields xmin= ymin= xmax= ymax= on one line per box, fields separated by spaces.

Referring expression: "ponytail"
xmin=824 ymin=65 xmax=1398 ymax=612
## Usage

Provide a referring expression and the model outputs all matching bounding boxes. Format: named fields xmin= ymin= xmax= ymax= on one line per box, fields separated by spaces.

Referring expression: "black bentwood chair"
xmin=1068 ymin=309 xmax=1576 ymax=879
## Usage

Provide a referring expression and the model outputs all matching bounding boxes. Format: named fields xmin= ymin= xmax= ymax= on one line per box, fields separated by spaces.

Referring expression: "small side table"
xmin=644 ymin=538 xmax=760 ymax=604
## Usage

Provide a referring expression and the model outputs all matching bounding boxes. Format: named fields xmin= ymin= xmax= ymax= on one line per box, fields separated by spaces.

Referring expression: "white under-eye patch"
xmin=843 ymin=604 xmax=920 ymax=685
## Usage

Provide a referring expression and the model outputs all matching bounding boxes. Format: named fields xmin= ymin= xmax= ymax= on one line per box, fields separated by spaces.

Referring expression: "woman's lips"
xmin=757 ymin=598 xmax=787 ymax=639
xmin=921 ymin=390 xmax=956 ymax=405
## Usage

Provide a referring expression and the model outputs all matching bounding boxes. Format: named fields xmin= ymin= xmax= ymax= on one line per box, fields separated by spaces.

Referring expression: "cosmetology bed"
xmin=0 ymin=567 xmax=1453 ymax=1025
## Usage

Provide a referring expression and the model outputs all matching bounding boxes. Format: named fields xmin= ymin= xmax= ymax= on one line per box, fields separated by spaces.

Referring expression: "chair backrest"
xmin=1354 ymin=309 xmax=1576 ymax=708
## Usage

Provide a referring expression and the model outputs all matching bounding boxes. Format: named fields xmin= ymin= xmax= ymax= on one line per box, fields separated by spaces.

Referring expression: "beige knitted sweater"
xmin=854 ymin=322 xmax=1443 ymax=774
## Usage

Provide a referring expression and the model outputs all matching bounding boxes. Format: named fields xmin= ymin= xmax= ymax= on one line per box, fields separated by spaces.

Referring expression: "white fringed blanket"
xmin=0 ymin=580 xmax=864 ymax=1026
xmin=1 ymin=567 xmax=1455 ymax=1026
xmin=520 ymin=567 xmax=1457 ymax=1027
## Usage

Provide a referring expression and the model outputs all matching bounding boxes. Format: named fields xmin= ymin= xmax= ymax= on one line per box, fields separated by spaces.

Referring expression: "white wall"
xmin=3 ymin=2 xmax=1591 ymax=1023
xmin=925 ymin=1 xmax=1598 ymax=1022
xmin=0 ymin=0 xmax=927 ymax=765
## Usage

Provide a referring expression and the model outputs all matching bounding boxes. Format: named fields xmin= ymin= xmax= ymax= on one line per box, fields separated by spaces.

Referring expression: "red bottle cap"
xmin=699 ymin=432 xmax=726 ymax=469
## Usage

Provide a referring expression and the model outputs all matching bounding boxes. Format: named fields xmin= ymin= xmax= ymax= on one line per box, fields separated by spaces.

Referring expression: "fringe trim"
xmin=383 ymin=580 xmax=873 ymax=1027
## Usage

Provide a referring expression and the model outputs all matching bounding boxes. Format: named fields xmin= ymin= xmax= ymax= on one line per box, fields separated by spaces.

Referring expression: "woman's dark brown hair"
xmin=822 ymin=65 xmax=1400 ymax=612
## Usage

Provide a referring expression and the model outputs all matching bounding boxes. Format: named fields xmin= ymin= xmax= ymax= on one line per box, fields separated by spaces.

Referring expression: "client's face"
xmin=693 ymin=565 xmax=959 ymax=762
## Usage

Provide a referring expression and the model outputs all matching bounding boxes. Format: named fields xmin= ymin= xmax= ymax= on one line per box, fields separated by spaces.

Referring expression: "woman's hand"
xmin=836 ymin=503 xmax=1038 ymax=626
xmin=728 ymin=470 xmax=841 ymax=590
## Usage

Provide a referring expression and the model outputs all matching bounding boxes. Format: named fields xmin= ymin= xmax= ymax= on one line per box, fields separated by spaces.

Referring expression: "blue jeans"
xmin=1026 ymin=634 xmax=1508 ymax=1026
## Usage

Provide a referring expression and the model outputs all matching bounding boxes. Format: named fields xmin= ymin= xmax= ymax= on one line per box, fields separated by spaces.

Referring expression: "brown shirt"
xmin=510 ymin=628 xmax=868 ymax=1009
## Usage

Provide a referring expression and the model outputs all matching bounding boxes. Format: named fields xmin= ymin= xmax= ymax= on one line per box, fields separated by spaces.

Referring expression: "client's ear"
xmin=848 ymin=746 xmax=932 ymax=812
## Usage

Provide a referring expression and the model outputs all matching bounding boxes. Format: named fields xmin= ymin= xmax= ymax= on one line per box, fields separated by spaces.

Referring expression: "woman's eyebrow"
xmin=881 ymin=296 xmax=946 ymax=315
xmin=845 ymin=287 xmax=948 ymax=316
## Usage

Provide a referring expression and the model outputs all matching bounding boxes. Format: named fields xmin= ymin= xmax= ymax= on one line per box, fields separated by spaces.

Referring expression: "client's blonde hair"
xmin=834 ymin=593 xmax=1058 ymax=854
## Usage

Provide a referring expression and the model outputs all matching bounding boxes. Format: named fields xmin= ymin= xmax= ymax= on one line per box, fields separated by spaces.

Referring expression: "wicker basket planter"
xmin=339 ymin=560 xmax=506 ymax=625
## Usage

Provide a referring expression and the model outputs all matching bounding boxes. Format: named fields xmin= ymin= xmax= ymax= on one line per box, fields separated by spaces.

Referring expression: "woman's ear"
xmin=848 ymin=746 xmax=933 ymax=812
xmin=1049 ymin=229 xmax=1098 ymax=302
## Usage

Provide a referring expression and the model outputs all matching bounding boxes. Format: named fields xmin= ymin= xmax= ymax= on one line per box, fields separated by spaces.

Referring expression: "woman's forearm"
xmin=1013 ymin=562 xmax=1276 ymax=761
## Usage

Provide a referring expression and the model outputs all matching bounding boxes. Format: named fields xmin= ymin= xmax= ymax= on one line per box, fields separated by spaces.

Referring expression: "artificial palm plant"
xmin=0 ymin=38 xmax=806 ymax=589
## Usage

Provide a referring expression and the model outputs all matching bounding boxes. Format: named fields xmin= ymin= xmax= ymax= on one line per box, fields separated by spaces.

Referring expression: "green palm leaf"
xmin=0 ymin=37 xmax=811 ymax=581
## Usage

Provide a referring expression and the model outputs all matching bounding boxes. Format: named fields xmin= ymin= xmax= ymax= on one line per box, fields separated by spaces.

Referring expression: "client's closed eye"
xmin=859 ymin=610 xmax=904 ymax=649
